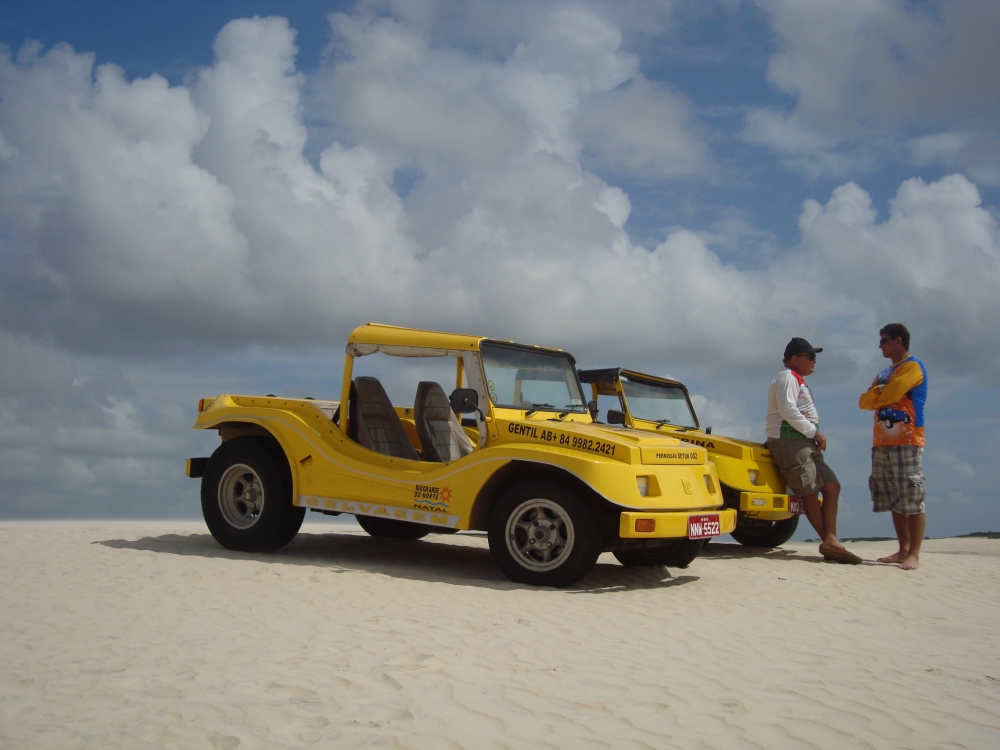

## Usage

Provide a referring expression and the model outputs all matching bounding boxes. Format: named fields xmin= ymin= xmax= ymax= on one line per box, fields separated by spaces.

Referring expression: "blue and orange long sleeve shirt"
xmin=859 ymin=356 xmax=927 ymax=447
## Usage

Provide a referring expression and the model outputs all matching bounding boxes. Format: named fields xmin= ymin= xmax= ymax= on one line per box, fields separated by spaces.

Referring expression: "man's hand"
xmin=814 ymin=431 xmax=827 ymax=452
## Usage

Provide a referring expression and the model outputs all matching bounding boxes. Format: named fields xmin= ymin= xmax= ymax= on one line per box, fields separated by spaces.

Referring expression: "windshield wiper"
xmin=655 ymin=420 xmax=696 ymax=431
xmin=524 ymin=402 xmax=554 ymax=416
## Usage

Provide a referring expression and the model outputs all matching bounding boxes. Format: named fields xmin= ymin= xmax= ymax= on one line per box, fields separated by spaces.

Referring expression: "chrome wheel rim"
xmin=218 ymin=463 xmax=264 ymax=529
xmin=505 ymin=498 xmax=575 ymax=572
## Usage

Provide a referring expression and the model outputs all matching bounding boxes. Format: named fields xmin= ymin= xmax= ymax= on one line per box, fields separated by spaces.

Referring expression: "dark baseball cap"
xmin=784 ymin=337 xmax=823 ymax=360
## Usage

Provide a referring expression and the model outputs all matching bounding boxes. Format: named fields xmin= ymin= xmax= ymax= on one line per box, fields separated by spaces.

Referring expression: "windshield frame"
xmin=618 ymin=372 xmax=701 ymax=429
xmin=478 ymin=340 xmax=588 ymax=415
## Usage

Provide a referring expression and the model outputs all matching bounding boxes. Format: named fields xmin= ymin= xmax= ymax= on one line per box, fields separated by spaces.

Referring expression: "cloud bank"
xmin=746 ymin=0 xmax=1000 ymax=184
xmin=2 ymin=12 xmax=996 ymax=369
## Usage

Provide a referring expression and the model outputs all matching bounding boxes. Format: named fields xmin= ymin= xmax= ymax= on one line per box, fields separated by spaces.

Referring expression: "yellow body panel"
xmin=585 ymin=369 xmax=797 ymax=524
xmin=671 ymin=437 xmax=792 ymax=520
xmin=192 ymin=326 xmax=728 ymax=543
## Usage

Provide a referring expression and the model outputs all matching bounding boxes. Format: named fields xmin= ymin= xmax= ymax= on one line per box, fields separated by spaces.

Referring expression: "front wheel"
xmin=356 ymin=514 xmax=432 ymax=541
xmin=488 ymin=481 xmax=601 ymax=587
xmin=730 ymin=514 xmax=799 ymax=548
xmin=201 ymin=438 xmax=304 ymax=552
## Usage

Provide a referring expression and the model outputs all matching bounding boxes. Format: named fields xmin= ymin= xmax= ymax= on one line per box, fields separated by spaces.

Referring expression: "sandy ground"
xmin=1 ymin=521 xmax=999 ymax=749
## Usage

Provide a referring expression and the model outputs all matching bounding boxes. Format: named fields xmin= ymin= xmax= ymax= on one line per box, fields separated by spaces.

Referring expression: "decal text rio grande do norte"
xmin=412 ymin=484 xmax=452 ymax=512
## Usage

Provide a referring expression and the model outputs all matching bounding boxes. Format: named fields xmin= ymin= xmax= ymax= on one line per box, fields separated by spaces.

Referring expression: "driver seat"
xmin=354 ymin=377 xmax=420 ymax=461
xmin=414 ymin=381 xmax=475 ymax=462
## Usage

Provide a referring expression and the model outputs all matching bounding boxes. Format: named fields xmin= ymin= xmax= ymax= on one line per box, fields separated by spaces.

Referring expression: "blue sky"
xmin=0 ymin=0 xmax=998 ymax=539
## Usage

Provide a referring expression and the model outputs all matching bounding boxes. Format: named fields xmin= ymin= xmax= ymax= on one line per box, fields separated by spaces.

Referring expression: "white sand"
xmin=2 ymin=521 xmax=999 ymax=749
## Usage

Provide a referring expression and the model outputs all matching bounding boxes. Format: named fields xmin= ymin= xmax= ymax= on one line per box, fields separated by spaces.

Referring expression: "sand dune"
xmin=2 ymin=520 xmax=999 ymax=748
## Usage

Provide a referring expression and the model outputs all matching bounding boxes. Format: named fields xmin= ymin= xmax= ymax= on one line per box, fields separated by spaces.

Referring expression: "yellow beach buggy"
xmin=187 ymin=324 xmax=736 ymax=586
xmin=579 ymin=368 xmax=801 ymax=548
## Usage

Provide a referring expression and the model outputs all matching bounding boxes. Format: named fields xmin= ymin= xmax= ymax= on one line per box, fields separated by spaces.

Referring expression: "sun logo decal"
xmin=439 ymin=487 xmax=453 ymax=503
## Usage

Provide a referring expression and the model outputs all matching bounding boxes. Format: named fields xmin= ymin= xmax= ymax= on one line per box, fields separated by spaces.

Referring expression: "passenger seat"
xmin=414 ymin=381 xmax=475 ymax=462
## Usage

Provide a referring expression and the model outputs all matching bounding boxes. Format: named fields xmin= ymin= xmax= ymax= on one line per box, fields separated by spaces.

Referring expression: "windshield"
xmin=480 ymin=342 xmax=587 ymax=413
xmin=620 ymin=377 xmax=699 ymax=428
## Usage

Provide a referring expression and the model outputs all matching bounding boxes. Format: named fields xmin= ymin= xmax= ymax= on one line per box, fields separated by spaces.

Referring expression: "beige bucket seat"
xmin=354 ymin=376 xmax=420 ymax=461
xmin=414 ymin=381 xmax=475 ymax=463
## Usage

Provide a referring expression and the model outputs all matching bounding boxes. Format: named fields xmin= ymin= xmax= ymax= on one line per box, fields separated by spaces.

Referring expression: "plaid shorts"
xmin=870 ymin=445 xmax=925 ymax=514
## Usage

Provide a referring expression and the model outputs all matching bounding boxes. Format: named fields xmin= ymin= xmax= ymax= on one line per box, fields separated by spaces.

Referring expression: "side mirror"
xmin=587 ymin=400 xmax=599 ymax=421
xmin=607 ymin=409 xmax=627 ymax=426
xmin=449 ymin=388 xmax=482 ymax=415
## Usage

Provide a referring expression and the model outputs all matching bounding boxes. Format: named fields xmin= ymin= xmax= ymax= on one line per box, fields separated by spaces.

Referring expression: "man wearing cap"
xmin=859 ymin=323 xmax=927 ymax=570
xmin=766 ymin=338 xmax=861 ymax=564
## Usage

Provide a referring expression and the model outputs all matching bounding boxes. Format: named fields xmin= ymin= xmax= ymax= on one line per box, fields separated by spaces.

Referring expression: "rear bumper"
xmin=739 ymin=491 xmax=801 ymax=521
xmin=619 ymin=508 xmax=737 ymax=539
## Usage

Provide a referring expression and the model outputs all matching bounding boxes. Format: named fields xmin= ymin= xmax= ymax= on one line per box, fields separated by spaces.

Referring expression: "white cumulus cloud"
xmin=750 ymin=0 xmax=1000 ymax=182
xmin=798 ymin=174 xmax=1000 ymax=374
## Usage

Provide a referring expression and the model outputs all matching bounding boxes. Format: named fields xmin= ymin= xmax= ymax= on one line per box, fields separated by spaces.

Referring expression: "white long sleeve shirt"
xmin=766 ymin=368 xmax=819 ymax=439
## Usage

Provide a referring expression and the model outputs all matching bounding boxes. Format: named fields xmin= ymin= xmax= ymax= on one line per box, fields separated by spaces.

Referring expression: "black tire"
xmin=488 ymin=481 xmax=602 ymax=587
xmin=201 ymin=438 xmax=304 ymax=552
xmin=660 ymin=538 xmax=706 ymax=568
xmin=614 ymin=546 xmax=671 ymax=567
xmin=613 ymin=538 xmax=706 ymax=569
xmin=356 ymin=514 xmax=432 ymax=541
xmin=730 ymin=514 xmax=799 ymax=548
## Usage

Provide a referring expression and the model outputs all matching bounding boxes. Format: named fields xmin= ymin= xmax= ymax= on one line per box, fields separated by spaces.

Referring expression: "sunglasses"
xmin=879 ymin=337 xmax=894 ymax=346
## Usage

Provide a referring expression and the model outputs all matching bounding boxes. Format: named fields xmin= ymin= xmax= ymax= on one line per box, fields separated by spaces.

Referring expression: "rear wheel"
xmin=660 ymin=538 xmax=706 ymax=568
xmin=201 ymin=438 xmax=304 ymax=552
xmin=488 ymin=481 xmax=601 ymax=587
xmin=614 ymin=538 xmax=706 ymax=568
xmin=356 ymin=514 xmax=432 ymax=541
xmin=730 ymin=514 xmax=799 ymax=548
xmin=614 ymin=546 xmax=668 ymax=567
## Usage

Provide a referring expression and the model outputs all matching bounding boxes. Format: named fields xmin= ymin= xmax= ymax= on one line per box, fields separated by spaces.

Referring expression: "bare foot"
xmin=877 ymin=551 xmax=907 ymax=564
xmin=899 ymin=555 xmax=920 ymax=570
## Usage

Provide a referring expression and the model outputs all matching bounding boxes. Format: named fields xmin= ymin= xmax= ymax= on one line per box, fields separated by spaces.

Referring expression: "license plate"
xmin=688 ymin=514 xmax=721 ymax=539
xmin=789 ymin=497 xmax=805 ymax=514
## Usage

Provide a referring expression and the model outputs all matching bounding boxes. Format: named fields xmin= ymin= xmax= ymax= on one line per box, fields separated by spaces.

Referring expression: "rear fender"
xmin=210 ymin=422 xmax=294 ymax=500
xmin=217 ymin=421 xmax=274 ymax=443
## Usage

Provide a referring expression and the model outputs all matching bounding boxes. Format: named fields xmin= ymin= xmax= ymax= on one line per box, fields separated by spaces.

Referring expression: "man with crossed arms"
xmin=860 ymin=323 xmax=928 ymax=570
